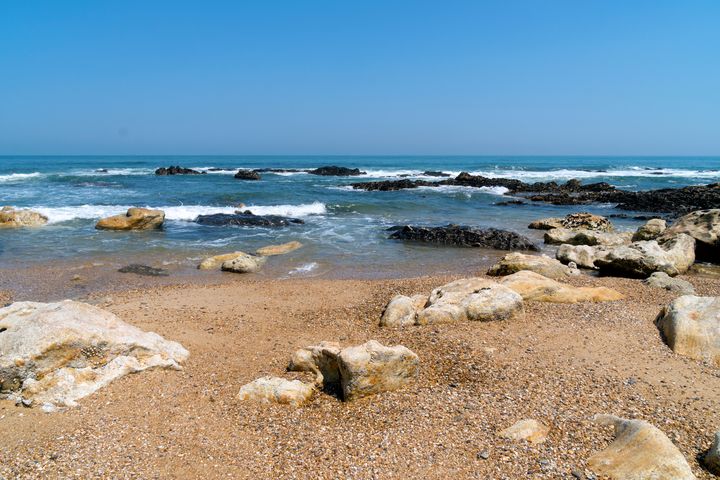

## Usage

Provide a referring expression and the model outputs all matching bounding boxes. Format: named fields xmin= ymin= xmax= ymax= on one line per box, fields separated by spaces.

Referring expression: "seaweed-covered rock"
xmin=234 ymin=169 xmax=261 ymax=180
xmin=388 ymin=225 xmax=539 ymax=251
xmin=308 ymin=166 xmax=365 ymax=176
xmin=155 ymin=166 xmax=205 ymax=175
xmin=117 ymin=264 xmax=169 ymax=276
xmin=194 ymin=213 xmax=304 ymax=227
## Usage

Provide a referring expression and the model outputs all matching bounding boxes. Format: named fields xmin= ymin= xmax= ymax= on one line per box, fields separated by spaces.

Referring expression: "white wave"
xmin=462 ymin=167 xmax=720 ymax=180
xmin=32 ymin=201 xmax=327 ymax=224
xmin=417 ymin=185 xmax=509 ymax=195
xmin=72 ymin=168 xmax=154 ymax=176
xmin=287 ymin=262 xmax=319 ymax=276
xmin=0 ymin=172 xmax=42 ymax=182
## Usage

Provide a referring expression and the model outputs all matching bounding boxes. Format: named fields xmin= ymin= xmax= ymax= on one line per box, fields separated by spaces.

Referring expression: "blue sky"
xmin=1 ymin=1 xmax=719 ymax=155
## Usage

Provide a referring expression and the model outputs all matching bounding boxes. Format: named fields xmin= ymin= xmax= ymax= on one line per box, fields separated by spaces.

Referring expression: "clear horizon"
xmin=2 ymin=1 xmax=720 ymax=156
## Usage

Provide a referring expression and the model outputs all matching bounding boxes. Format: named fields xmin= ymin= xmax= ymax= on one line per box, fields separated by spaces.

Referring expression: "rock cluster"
xmin=96 ymin=207 xmax=165 ymax=230
xmin=388 ymin=225 xmax=539 ymax=251
xmin=0 ymin=300 xmax=188 ymax=410
xmin=655 ymin=295 xmax=720 ymax=366
xmin=0 ymin=206 xmax=48 ymax=228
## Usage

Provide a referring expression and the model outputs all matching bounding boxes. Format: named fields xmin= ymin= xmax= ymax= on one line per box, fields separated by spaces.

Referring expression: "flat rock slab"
xmin=655 ymin=295 xmax=720 ymax=366
xmin=588 ymin=415 xmax=695 ymax=480
xmin=500 ymin=270 xmax=624 ymax=303
xmin=256 ymin=241 xmax=303 ymax=256
xmin=118 ymin=264 xmax=169 ymax=277
xmin=0 ymin=300 xmax=188 ymax=409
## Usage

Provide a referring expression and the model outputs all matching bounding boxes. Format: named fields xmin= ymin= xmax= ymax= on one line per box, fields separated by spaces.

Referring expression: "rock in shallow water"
xmin=487 ymin=252 xmax=578 ymax=280
xmin=0 ymin=300 xmax=188 ymax=409
xmin=155 ymin=166 xmax=205 ymax=175
xmin=256 ymin=241 xmax=303 ymax=256
xmin=0 ymin=206 xmax=48 ymax=228
xmin=308 ymin=165 xmax=365 ymax=176
xmin=655 ymin=295 xmax=720 ymax=366
xmin=588 ymin=414 xmax=695 ymax=480
xmin=234 ymin=169 xmax=261 ymax=180
xmin=117 ymin=264 xmax=169 ymax=276
xmin=194 ymin=213 xmax=304 ymax=227
xmin=96 ymin=207 xmax=165 ymax=231
xmin=198 ymin=252 xmax=247 ymax=270
xmin=221 ymin=254 xmax=267 ymax=273
xmin=388 ymin=225 xmax=539 ymax=251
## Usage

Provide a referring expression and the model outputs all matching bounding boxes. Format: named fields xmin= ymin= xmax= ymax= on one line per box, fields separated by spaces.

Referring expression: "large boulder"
xmin=487 ymin=252 xmax=578 ymax=280
xmin=237 ymin=377 xmax=315 ymax=406
xmin=417 ymin=278 xmax=524 ymax=324
xmin=544 ymin=228 xmax=632 ymax=246
xmin=643 ymin=272 xmax=695 ymax=295
xmin=661 ymin=209 xmax=720 ymax=261
xmin=655 ymin=295 xmax=720 ymax=366
xmin=0 ymin=206 xmax=48 ymax=227
xmin=336 ymin=340 xmax=419 ymax=401
xmin=499 ymin=419 xmax=549 ymax=444
xmin=588 ymin=414 xmax=695 ymax=480
xmin=499 ymin=271 xmax=624 ymax=303
xmin=198 ymin=252 xmax=247 ymax=270
xmin=529 ymin=213 xmax=613 ymax=232
xmin=556 ymin=244 xmax=613 ymax=269
xmin=96 ymin=208 xmax=165 ymax=231
xmin=389 ymin=225 xmax=539 ymax=251
xmin=287 ymin=341 xmax=342 ymax=385
xmin=632 ymin=218 xmax=667 ymax=241
xmin=0 ymin=301 xmax=188 ymax=410
xmin=256 ymin=241 xmax=303 ymax=256
xmin=595 ymin=234 xmax=696 ymax=278
xmin=705 ymin=431 xmax=720 ymax=476
xmin=379 ymin=294 xmax=428 ymax=327
xmin=221 ymin=254 xmax=267 ymax=273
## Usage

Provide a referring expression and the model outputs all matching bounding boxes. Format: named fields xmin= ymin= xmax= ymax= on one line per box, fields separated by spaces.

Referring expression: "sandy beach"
xmin=1 ymin=269 xmax=719 ymax=479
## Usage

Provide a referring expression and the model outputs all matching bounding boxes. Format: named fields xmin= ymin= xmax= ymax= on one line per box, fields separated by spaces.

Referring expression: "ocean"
xmin=1 ymin=155 xmax=718 ymax=278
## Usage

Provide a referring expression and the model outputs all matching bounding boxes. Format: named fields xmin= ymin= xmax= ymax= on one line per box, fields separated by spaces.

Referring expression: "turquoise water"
xmin=1 ymin=156 xmax=718 ymax=277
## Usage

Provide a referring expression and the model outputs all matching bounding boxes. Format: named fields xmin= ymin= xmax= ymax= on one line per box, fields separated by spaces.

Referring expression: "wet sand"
xmin=1 ymin=268 xmax=719 ymax=479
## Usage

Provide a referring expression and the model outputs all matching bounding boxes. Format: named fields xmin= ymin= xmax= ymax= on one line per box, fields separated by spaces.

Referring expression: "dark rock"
xmin=117 ymin=264 xmax=169 ymax=277
xmin=496 ymin=200 xmax=526 ymax=206
xmin=155 ymin=166 xmax=206 ymax=175
xmin=234 ymin=169 xmax=261 ymax=180
xmin=96 ymin=169 xmax=109 ymax=173
xmin=308 ymin=166 xmax=366 ymax=176
xmin=388 ymin=225 xmax=539 ymax=251
xmin=352 ymin=179 xmax=438 ymax=191
xmin=194 ymin=213 xmax=304 ymax=227
xmin=423 ymin=170 xmax=451 ymax=177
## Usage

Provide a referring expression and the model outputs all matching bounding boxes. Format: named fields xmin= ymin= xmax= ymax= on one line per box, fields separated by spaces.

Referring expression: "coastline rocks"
xmin=388 ymin=225 xmax=539 ymax=251
xmin=221 ymin=254 xmax=267 ymax=273
xmin=423 ymin=170 xmax=451 ymax=177
xmin=234 ymin=169 xmax=261 ymax=180
xmin=256 ymin=241 xmax=303 ymax=256
xmin=556 ymin=244 xmax=613 ymax=270
xmin=499 ymin=419 xmax=549 ymax=444
xmin=632 ymin=218 xmax=667 ymax=241
xmin=588 ymin=414 xmax=695 ymax=480
xmin=237 ymin=377 xmax=315 ymax=406
xmin=417 ymin=278 xmax=524 ymax=324
xmin=660 ymin=209 xmax=720 ymax=261
xmin=530 ymin=213 xmax=613 ymax=232
xmin=499 ymin=271 xmax=624 ymax=303
xmin=544 ymin=228 xmax=632 ymax=247
xmin=351 ymin=179 xmax=437 ymax=191
xmin=655 ymin=295 xmax=720 ymax=366
xmin=487 ymin=252 xmax=578 ymax=280
xmin=0 ymin=207 xmax=48 ymax=228
xmin=194 ymin=213 xmax=304 ymax=227
xmin=0 ymin=300 xmax=188 ymax=409
xmin=594 ymin=234 xmax=696 ymax=278
xmin=337 ymin=341 xmax=419 ymax=401
xmin=198 ymin=252 xmax=246 ymax=270
xmin=155 ymin=166 xmax=205 ymax=175
xmin=308 ymin=166 xmax=365 ymax=176
xmin=117 ymin=264 xmax=169 ymax=276
xmin=705 ymin=431 xmax=720 ymax=475
xmin=643 ymin=272 xmax=695 ymax=295
xmin=95 ymin=207 xmax=165 ymax=231
xmin=379 ymin=294 xmax=428 ymax=327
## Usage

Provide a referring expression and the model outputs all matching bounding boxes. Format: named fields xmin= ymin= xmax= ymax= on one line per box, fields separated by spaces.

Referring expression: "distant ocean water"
xmin=1 ymin=156 xmax=718 ymax=278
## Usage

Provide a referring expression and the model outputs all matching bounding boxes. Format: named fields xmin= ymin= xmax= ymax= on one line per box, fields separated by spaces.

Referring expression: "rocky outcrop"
xmin=655 ymin=295 xmax=720 ymax=366
xmin=0 ymin=300 xmax=188 ymax=410
xmin=117 ymin=264 xmax=169 ymax=276
xmin=594 ymin=234 xmax=696 ymax=277
xmin=530 ymin=213 xmax=613 ymax=232
xmin=379 ymin=294 xmax=428 ymax=327
xmin=588 ymin=414 xmax=695 ymax=480
xmin=308 ymin=166 xmax=365 ymax=176
xmin=643 ymin=272 xmax=695 ymax=295
xmin=155 ymin=166 xmax=205 ymax=175
xmin=237 ymin=377 xmax=315 ymax=406
xmin=221 ymin=254 xmax=267 ymax=273
xmin=660 ymin=209 xmax=720 ymax=261
xmin=194 ymin=213 xmax=304 ymax=227
xmin=234 ymin=169 xmax=261 ymax=180
xmin=705 ymin=431 xmax=720 ymax=476
xmin=487 ymin=253 xmax=578 ymax=280
xmin=198 ymin=252 xmax=247 ymax=270
xmin=388 ymin=225 xmax=539 ymax=251
xmin=556 ymin=244 xmax=613 ymax=269
xmin=423 ymin=170 xmax=451 ymax=177
xmin=96 ymin=208 xmax=165 ymax=230
xmin=287 ymin=340 xmax=419 ymax=401
xmin=350 ymin=179 xmax=437 ymax=191
xmin=0 ymin=207 xmax=48 ymax=228
xmin=417 ymin=278 xmax=524 ymax=324
xmin=499 ymin=419 xmax=549 ymax=444
xmin=544 ymin=229 xmax=632 ymax=246
xmin=499 ymin=271 xmax=624 ymax=303
xmin=528 ymin=217 xmax=564 ymax=230
xmin=256 ymin=241 xmax=303 ymax=256
xmin=632 ymin=218 xmax=666 ymax=241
